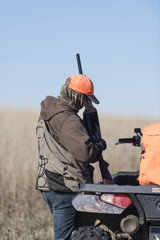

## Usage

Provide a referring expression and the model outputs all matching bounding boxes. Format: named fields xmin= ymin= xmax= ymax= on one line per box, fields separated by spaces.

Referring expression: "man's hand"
xmin=95 ymin=138 xmax=107 ymax=152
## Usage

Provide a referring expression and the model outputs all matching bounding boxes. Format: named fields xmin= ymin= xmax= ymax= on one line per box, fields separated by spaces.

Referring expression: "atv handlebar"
xmin=115 ymin=128 xmax=142 ymax=147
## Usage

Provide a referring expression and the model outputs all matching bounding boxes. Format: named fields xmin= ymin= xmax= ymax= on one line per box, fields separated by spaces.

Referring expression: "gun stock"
xmin=76 ymin=53 xmax=114 ymax=184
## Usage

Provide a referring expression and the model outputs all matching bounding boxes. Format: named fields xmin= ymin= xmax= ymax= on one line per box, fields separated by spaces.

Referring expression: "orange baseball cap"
xmin=68 ymin=74 xmax=99 ymax=104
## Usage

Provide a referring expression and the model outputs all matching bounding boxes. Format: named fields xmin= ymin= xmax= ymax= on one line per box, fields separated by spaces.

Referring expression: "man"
xmin=36 ymin=74 xmax=108 ymax=240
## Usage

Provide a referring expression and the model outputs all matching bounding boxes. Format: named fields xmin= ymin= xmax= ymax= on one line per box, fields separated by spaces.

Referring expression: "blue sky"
xmin=0 ymin=0 xmax=160 ymax=118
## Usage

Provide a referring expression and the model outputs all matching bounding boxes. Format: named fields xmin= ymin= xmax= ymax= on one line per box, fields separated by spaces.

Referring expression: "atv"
xmin=70 ymin=129 xmax=160 ymax=240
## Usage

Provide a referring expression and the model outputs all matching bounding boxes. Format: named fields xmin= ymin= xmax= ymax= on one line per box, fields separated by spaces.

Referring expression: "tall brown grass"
xmin=0 ymin=107 xmax=155 ymax=239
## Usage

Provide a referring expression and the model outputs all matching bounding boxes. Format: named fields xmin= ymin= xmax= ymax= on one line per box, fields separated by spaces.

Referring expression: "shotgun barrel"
xmin=76 ymin=53 xmax=83 ymax=74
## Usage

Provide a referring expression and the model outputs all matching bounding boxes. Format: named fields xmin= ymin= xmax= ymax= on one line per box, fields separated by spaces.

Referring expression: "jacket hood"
xmin=40 ymin=96 xmax=78 ymax=121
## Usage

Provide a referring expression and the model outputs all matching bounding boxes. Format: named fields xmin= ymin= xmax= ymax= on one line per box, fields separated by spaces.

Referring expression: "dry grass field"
xmin=0 ymin=107 xmax=155 ymax=239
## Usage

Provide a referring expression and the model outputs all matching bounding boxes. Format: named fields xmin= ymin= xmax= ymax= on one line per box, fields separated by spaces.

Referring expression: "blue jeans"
xmin=41 ymin=191 xmax=81 ymax=240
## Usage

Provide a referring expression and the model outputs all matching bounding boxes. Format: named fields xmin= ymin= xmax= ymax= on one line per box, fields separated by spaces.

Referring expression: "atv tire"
xmin=70 ymin=226 xmax=112 ymax=240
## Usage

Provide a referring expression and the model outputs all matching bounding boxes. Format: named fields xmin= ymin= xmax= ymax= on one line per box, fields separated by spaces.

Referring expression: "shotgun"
xmin=76 ymin=53 xmax=114 ymax=184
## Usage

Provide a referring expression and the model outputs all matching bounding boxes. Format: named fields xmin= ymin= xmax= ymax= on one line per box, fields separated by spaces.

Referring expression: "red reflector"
xmin=100 ymin=194 xmax=132 ymax=209
xmin=113 ymin=194 xmax=132 ymax=208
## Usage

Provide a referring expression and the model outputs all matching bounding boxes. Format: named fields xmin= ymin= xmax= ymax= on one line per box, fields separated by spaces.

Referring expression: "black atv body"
xmin=71 ymin=171 xmax=160 ymax=240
